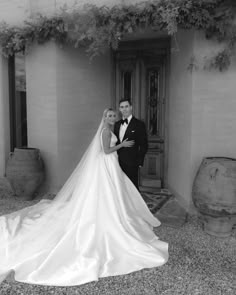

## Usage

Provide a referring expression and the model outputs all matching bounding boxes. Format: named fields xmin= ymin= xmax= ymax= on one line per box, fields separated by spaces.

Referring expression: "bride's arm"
xmin=102 ymin=129 xmax=133 ymax=154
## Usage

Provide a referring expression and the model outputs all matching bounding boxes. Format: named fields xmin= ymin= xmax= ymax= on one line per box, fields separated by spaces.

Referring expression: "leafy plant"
xmin=0 ymin=0 xmax=235 ymax=70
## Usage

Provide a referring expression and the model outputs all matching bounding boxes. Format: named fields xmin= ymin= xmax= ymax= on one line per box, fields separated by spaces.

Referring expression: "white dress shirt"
xmin=119 ymin=115 xmax=132 ymax=142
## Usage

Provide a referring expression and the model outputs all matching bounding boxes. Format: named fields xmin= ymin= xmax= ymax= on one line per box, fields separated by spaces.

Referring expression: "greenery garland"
xmin=0 ymin=0 xmax=235 ymax=71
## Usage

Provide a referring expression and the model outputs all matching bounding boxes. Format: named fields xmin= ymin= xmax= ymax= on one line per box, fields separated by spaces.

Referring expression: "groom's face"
xmin=119 ymin=101 xmax=132 ymax=119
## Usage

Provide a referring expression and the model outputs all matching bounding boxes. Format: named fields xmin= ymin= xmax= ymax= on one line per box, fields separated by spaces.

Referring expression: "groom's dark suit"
xmin=114 ymin=117 xmax=148 ymax=189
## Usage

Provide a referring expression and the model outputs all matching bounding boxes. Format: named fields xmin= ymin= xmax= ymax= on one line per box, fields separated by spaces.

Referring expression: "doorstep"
xmin=141 ymin=188 xmax=188 ymax=228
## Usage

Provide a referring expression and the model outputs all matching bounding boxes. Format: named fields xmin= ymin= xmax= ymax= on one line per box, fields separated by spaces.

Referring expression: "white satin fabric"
xmin=0 ymin=129 xmax=168 ymax=286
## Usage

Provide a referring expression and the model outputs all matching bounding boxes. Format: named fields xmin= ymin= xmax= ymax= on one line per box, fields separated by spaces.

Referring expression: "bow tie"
xmin=121 ymin=118 xmax=128 ymax=125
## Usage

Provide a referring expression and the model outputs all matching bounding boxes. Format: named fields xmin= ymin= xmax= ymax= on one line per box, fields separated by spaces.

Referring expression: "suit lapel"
xmin=115 ymin=120 xmax=122 ymax=143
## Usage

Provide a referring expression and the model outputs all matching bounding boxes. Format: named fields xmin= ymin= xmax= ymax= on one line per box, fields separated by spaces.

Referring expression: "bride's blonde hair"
xmin=103 ymin=108 xmax=114 ymax=121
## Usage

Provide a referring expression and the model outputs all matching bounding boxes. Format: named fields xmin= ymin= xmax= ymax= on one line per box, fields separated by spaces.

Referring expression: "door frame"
xmin=8 ymin=54 xmax=28 ymax=151
xmin=111 ymin=37 xmax=171 ymax=188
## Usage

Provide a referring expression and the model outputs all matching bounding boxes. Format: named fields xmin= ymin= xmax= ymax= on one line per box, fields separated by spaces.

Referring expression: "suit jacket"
xmin=114 ymin=117 xmax=148 ymax=167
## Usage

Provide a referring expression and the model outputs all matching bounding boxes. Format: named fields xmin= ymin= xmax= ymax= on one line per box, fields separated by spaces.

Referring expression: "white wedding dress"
xmin=0 ymin=124 xmax=168 ymax=286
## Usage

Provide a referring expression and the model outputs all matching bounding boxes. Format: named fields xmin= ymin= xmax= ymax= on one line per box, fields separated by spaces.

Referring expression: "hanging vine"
xmin=0 ymin=0 xmax=235 ymax=71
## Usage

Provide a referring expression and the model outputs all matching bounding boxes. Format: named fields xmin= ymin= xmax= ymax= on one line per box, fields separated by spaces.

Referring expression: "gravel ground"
xmin=0 ymin=178 xmax=235 ymax=295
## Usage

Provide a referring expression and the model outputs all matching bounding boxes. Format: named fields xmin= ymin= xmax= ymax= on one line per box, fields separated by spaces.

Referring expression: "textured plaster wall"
xmin=168 ymin=29 xmax=194 ymax=209
xmin=28 ymin=0 xmax=145 ymax=17
xmin=26 ymin=42 xmax=111 ymax=191
xmin=0 ymin=0 xmax=29 ymax=24
xmin=0 ymin=0 xmax=144 ymax=23
xmin=25 ymin=42 xmax=58 ymax=191
xmin=168 ymin=30 xmax=236 ymax=210
xmin=56 ymin=46 xmax=111 ymax=186
xmin=191 ymin=31 xmax=236 ymax=189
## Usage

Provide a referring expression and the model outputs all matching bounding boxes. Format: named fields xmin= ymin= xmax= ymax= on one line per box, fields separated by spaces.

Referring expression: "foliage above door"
xmin=0 ymin=0 xmax=235 ymax=71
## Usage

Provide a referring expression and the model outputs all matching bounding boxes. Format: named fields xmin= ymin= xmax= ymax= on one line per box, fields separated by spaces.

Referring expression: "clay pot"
xmin=6 ymin=147 xmax=44 ymax=200
xmin=192 ymin=157 xmax=236 ymax=237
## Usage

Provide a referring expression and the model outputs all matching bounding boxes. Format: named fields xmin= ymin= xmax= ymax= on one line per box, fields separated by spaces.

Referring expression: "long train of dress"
xmin=0 ymin=131 xmax=168 ymax=286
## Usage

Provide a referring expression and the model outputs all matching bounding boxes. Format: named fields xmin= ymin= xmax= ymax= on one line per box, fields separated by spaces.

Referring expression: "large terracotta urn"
xmin=192 ymin=157 xmax=236 ymax=237
xmin=6 ymin=147 xmax=45 ymax=200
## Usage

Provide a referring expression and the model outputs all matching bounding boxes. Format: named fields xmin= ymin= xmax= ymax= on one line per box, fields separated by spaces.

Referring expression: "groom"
xmin=114 ymin=99 xmax=148 ymax=189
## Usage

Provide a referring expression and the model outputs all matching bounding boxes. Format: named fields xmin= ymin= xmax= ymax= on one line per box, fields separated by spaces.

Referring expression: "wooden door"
xmin=8 ymin=53 xmax=28 ymax=150
xmin=114 ymin=40 xmax=169 ymax=189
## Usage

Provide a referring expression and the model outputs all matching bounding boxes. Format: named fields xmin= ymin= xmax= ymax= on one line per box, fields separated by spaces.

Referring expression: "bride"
xmin=0 ymin=108 xmax=168 ymax=286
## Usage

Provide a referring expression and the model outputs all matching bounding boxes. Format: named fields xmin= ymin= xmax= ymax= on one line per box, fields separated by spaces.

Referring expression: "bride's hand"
xmin=121 ymin=139 xmax=135 ymax=148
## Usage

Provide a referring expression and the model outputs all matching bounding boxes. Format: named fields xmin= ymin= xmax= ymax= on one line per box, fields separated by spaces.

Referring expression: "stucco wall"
xmin=168 ymin=29 xmax=236 ymax=211
xmin=56 ymin=46 xmax=111 ymax=186
xmin=0 ymin=0 xmax=145 ymax=23
xmin=28 ymin=0 xmax=145 ymax=17
xmin=26 ymin=42 xmax=58 ymax=191
xmin=168 ymin=29 xmax=194 ymax=209
xmin=0 ymin=0 xmax=29 ymax=24
xmin=26 ymin=42 xmax=111 ymax=191
xmin=191 ymin=31 xmax=236 ymax=186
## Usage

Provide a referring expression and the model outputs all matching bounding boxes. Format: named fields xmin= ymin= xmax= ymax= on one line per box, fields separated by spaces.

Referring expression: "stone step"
xmin=140 ymin=178 xmax=162 ymax=188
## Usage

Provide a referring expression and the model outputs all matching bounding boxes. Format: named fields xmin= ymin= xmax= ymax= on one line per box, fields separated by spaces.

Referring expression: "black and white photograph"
xmin=0 ymin=0 xmax=235 ymax=294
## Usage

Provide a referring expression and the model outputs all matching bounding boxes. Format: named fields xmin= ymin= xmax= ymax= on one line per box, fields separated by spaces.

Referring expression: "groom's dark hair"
xmin=119 ymin=98 xmax=132 ymax=106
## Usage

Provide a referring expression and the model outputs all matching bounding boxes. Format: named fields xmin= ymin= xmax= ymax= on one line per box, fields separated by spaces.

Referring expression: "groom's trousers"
xmin=119 ymin=161 xmax=139 ymax=190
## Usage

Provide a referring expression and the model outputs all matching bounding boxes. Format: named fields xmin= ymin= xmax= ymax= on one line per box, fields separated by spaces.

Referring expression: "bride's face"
xmin=105 ymin=110 xmax=116 ymax=125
